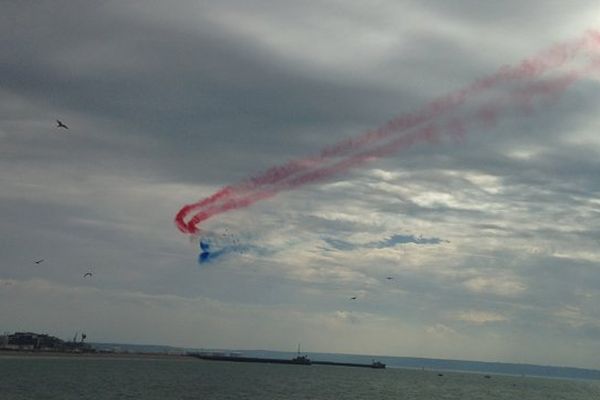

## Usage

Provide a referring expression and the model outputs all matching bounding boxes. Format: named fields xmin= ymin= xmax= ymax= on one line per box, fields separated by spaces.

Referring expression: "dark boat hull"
xmin=189 ymin=354 xmax=385 ymax=368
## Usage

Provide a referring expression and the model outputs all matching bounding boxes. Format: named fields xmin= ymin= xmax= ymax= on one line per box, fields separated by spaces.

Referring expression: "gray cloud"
xmin=323 ymin=233 xmax=446 ymax=251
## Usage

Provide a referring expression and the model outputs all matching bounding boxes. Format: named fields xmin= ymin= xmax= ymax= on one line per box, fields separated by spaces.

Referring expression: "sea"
xmin=1 ymin=356 xmax=600 ymax=399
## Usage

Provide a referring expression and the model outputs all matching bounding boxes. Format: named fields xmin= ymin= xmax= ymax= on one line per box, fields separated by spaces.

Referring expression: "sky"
xmin=1 ymin=1 xmax=600 ymax=369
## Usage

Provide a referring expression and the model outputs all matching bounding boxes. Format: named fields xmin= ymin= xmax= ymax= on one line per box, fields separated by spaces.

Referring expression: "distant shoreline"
xmin=0 ymin=349 xmax=193 ymax=361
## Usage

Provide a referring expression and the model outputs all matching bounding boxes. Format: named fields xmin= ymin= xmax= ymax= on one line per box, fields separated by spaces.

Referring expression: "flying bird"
xmin=34 ymin=259 xmax=44 ymax=264
xmin=350 ymin=296 xmax=357 ymax=300
xmin=83 ymin=272 xmax=93 ymax=278
xmin=386 ymin=276 xmax=393 ymax=280
xmin=56 ymin=120 xmax=69 ymax=129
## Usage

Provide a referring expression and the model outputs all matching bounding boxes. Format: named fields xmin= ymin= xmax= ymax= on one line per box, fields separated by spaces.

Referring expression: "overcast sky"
xmin=2 ymin=1 xmax=600 ymax=369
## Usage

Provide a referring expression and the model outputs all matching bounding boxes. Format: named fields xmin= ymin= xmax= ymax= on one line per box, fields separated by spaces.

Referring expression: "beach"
xmin=0 ymin=349 xmax=191 ymax=362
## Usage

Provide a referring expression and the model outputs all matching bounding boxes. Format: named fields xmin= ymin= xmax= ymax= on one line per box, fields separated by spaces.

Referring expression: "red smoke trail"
xmin=175 ymin=31 xmax=600 ymax=234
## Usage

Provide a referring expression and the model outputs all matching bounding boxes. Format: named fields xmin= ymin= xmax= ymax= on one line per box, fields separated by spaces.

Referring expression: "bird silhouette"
xmin=386 ymin=276 xmax=393 ymax=280
xmin=350 ymin=296 xmax=357 ymax=300
xmin=83 ymin=272 xmax=93 ymax=278
xmin=56 ymin=120 xmax=69 ymax=129
xmin=34 ymin=259 xmax=44 ymax=264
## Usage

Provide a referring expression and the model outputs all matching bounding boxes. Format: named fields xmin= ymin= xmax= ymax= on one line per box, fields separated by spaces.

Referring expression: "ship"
xmin=189 ymin=352 xmax=311 ymax=365
xmin=189 ymin=346 xmax=385 ymax=369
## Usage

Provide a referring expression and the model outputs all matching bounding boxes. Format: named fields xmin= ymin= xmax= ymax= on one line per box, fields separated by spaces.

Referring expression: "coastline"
xmin=0 ymin=349 xmax=193 ymax=361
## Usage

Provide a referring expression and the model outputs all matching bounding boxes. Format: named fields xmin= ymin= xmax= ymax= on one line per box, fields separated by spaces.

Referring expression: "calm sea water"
xmin=1 ymin=356 xmax=599 ymax=399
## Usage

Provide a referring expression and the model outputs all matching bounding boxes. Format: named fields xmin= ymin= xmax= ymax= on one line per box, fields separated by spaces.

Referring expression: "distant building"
xmin=0 ymin=332 xmax=94 ymax=353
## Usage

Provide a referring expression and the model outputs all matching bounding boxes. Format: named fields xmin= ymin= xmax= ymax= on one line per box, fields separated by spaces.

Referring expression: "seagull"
xmin=83 ymin=272 xmax=93 ymax=278
xmin=56 ymin=120 xmax=69 ymax=129
xmin=34 ymin=259 xmax=44 ymax=264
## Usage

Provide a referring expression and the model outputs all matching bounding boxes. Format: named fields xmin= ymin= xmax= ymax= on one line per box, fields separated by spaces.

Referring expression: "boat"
xmin=290 ymin=354 xmax=312 ymax=365
xmin=188 ymin=346 xmax=384 ymax=369
xmin=291 ymin=344 xmax=311 ymax=365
